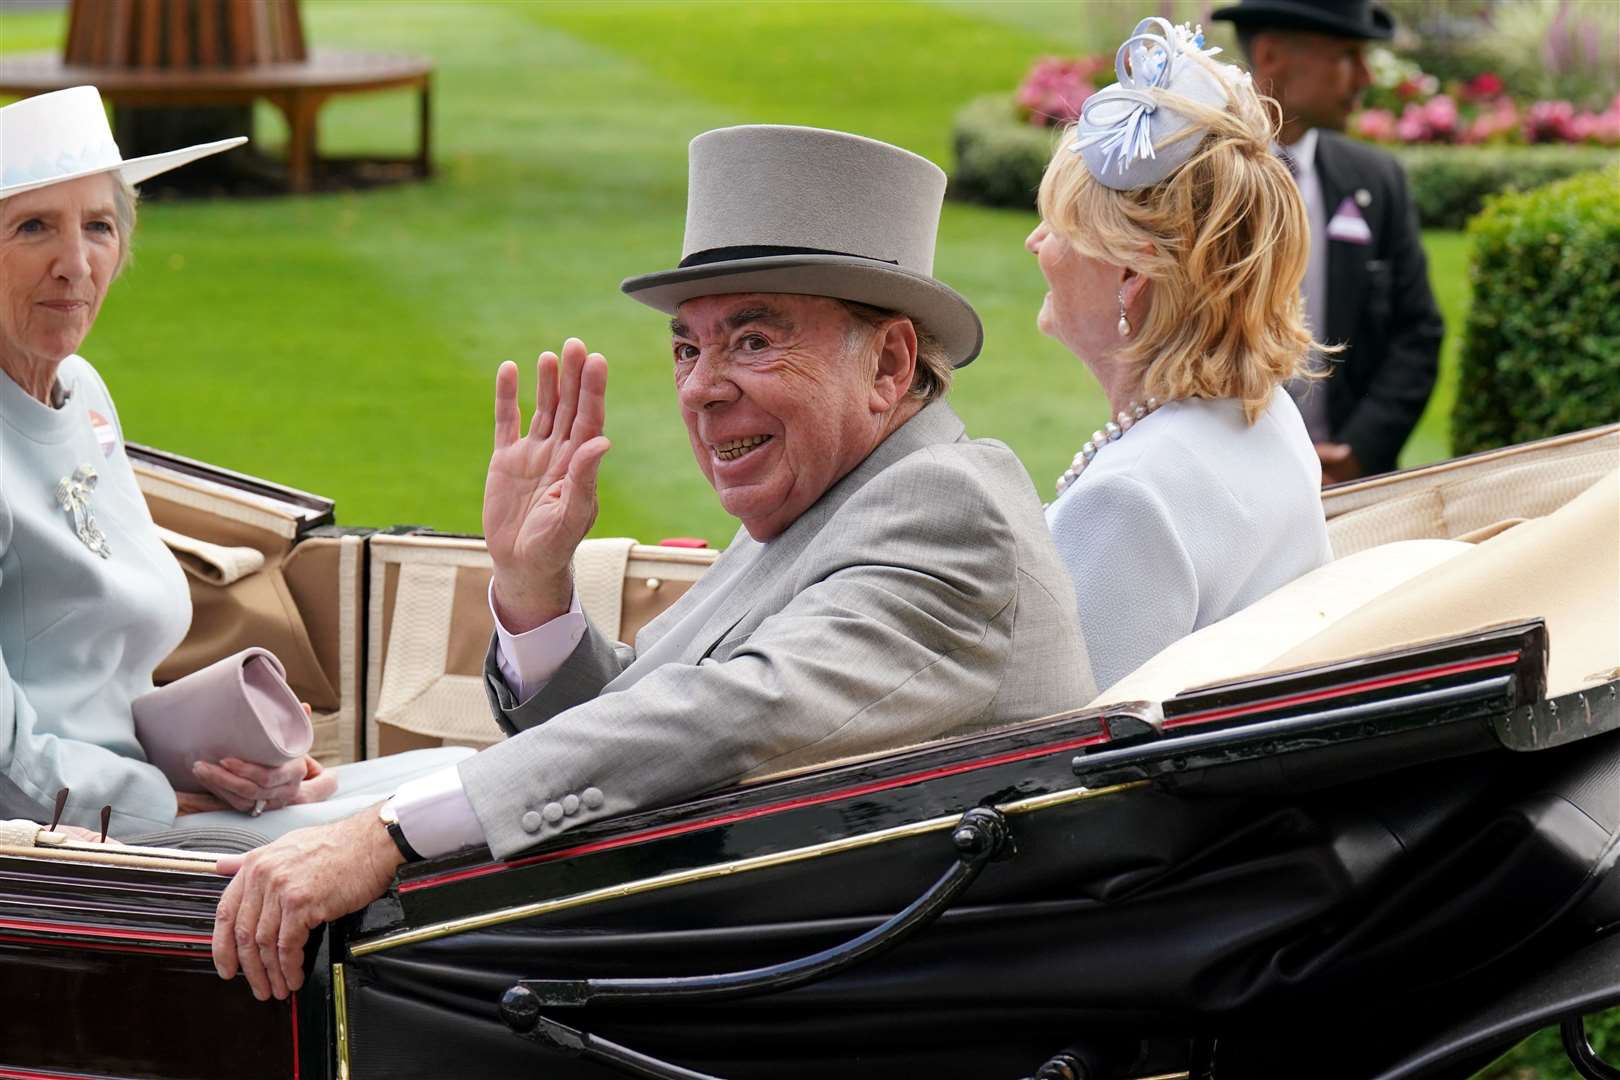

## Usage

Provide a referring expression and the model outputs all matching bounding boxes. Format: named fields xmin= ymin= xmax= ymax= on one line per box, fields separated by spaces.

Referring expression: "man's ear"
xmin=870 ymin=317 xmax=919 ymax=412
xmin=1247 ymin=30 xmax=1287 ymax=86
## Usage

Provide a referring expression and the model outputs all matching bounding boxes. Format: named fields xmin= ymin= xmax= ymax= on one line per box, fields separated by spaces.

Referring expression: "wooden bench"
xmin=0 ymin=0 xmax=432 ymax=194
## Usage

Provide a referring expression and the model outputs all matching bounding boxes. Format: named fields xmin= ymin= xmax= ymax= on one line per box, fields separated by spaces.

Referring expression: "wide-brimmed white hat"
xmin=621 ymin=125 xmax=984 ymax=367
xmin=0 ymin=85 xmax=245 ymax=200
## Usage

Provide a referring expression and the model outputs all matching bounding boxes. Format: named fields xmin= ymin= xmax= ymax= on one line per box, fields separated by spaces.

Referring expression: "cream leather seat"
xmin=1096 ymin=469 xmax=1620 ymax=708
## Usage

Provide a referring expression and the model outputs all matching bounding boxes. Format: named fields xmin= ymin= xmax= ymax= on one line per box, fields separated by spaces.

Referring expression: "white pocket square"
xmin=1327 ymin=196 xmax=1372 ymax=244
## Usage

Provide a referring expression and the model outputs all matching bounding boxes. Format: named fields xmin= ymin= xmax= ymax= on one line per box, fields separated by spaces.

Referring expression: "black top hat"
xmin=1211 ymin=0 xmax=1395 ymax=41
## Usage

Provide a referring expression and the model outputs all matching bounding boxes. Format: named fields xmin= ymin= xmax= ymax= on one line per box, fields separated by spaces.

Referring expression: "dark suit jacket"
xmin=1314 ymin=131 xmax=1444 ymax=476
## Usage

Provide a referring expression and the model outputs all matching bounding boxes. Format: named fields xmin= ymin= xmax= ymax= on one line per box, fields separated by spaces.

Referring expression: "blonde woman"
xmin=1028 ymin=18 xmax=1331 ymax=690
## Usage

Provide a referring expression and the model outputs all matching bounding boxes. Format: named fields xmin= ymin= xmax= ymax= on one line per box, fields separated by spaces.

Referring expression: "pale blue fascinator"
xmin=1074 ymin=18 xmax=1248 ymax=190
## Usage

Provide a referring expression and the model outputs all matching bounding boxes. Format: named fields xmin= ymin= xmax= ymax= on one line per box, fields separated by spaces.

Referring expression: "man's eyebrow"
xmin=724 ymin=306 xmax=795 ymax=334
xmin=669 ymin=307 xmax=796 ymax=339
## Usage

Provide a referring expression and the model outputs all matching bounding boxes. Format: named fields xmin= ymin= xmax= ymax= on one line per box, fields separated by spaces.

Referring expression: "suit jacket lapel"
xmin=647 ymin=400 xmax=968 ymax=668
xmin=1314 ymin=134 xmax=1364 ymax=348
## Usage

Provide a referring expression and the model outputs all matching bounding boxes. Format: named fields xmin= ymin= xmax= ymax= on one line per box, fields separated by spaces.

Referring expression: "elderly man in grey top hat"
xmin=211 ymin=124 xmax=1092 ymax=1001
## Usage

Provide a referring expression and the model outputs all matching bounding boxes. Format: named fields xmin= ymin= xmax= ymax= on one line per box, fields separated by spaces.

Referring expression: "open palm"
xmin=483 ymin=338 xmax=611 ymax=631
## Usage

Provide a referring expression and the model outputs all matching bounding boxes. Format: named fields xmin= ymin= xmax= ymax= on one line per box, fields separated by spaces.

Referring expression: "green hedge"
xmin=1392 ymin=144 xmax=1619 ymax=229
xmin=950 ymin=94 xmax=1057 ymax=209
xmin=1452 ymin=167 xmax=1620 ymax=455
xmin=950 ymin=92 xmax=1618 ymax=228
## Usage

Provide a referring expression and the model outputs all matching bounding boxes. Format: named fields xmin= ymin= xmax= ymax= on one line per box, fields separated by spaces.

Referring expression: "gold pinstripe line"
xmin=350 ymin=780 xmax=1147 ymax=957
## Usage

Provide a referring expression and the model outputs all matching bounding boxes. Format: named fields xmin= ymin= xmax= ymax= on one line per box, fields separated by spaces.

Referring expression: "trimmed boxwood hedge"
xmin=1392 ymin=143 xmax=1620 ymax=229
xmin=951 ymin=92 xmax=1619 ymax=228
xmin=950 ymin=94 xmax=1058 ymax=209
xmin=1452 ymin=167 xmax=1620 ymax=455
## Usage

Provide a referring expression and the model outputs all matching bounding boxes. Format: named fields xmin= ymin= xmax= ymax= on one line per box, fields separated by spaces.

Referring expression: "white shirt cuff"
xmin=391 ymin=766 xmax=487 ymax=859
xmin=489 ymin=581 xmax=587 ymax=701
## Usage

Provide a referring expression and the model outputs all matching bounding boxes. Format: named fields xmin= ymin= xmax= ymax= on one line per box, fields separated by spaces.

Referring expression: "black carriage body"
xmin=331 ymin=621 xmax=1620 ymax=1080
xmin=3 ymin=622 xmax=1617 ymax=1080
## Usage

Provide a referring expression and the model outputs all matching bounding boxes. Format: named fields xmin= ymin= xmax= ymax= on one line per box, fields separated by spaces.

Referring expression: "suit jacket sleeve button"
xmin=521 ymin=810 xmax=543 ymax=833
xmin=562 ymin=794 xmax=580 ymax=816
xmin=542 ymin=802 xmax=565 ymax=824
xmin=582 ymin=787 xmax=605 ymax=810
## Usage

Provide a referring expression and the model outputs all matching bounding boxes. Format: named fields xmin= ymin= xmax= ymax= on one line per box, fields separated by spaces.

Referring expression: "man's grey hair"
xmin=110 ymin=173 xmax=139 ymax=277
xmin=838 ymin=299 xmax=953 ymax=404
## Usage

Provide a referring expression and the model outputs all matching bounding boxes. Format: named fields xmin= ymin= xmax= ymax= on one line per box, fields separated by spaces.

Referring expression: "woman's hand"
xmin=482 ymin=339 xmax=611 ymax=633
xmin=49 ymin=824 xmax=126 ymax=846
xmin=176 ymin=791 xmax=230 ymax=815
xmin=188 ymin=755 xmax=338 ymax=815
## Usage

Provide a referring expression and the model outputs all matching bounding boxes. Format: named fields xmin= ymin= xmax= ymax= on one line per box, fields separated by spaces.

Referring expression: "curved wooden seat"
xmin=0 ymin=41 xmax=432 ymax=192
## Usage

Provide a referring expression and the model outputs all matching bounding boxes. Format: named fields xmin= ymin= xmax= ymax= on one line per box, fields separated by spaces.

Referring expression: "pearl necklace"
xmin=1054 ymin=397 xmax=1166 ymax=497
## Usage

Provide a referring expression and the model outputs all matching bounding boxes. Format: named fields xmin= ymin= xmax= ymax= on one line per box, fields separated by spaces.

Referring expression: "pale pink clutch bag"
xmin=133 ymin=647 xmax=312 ymax=793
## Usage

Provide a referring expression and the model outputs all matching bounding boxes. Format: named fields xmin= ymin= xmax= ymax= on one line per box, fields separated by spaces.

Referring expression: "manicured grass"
xmin=2 ymin=0 xmax=1465 ymax=541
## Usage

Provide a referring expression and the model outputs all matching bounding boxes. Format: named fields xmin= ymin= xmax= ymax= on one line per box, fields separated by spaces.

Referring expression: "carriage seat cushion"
xmin=1274 ymin=468 xmax=1619 ymax=697
xmin=1091 ymin=538 xmax=1472 ymax=708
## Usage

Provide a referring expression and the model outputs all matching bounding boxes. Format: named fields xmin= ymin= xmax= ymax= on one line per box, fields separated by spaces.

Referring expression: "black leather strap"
xmin=383 ymin=814 xmax=423 ymax=863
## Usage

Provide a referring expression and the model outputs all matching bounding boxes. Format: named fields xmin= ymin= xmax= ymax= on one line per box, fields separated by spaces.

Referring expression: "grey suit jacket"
xmin=463 ymin=401 xmax=1093 ymax=858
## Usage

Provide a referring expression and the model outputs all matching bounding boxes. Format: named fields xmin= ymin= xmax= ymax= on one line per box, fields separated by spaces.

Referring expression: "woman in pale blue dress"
xmin=1026 ymin=20 xmax=1333 ymax=691
xmin=0 ymin=87 xmax=468 ymax=848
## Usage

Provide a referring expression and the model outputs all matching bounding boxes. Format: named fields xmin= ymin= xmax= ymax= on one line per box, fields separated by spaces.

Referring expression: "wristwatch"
xmin=378 ymin=797 xmax=423 ymax=863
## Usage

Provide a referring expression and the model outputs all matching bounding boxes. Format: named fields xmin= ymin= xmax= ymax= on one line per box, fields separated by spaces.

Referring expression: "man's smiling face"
xmin=671 ymin=292 xmax=888 ymax=541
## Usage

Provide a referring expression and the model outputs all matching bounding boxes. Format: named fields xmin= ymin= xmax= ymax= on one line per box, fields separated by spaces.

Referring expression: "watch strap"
xmin=380 ymin=800 xmax=423 ymax=863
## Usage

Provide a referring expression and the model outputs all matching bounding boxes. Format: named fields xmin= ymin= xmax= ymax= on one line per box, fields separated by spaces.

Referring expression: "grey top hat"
xmin=621 ymin=125 xmax=984 ymax=367
xmin=1211 ymin=0 xmax=1395 ymax=41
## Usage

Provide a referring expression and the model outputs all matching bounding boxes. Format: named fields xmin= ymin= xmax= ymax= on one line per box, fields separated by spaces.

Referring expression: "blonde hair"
xmin=110 ymin=173 xmax=138 ymax=277
xmin=1037 ymin=54 xmax=1319 ymax=423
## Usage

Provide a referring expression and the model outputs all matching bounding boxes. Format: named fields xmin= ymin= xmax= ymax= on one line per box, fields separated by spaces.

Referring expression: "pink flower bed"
xmin=1014 ymin=51 xmax=1617 ymax=146
xmin=1353 ymin=52 xmax=1618 ymax=146
xmin=1357 ymin=91 xmax=1620 ymax=146
xmin=1016 ymin=55 xmax=1109 ymax=127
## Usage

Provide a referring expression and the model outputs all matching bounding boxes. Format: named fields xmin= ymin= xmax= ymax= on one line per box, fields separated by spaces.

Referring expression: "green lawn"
xmin=2 ymin=0 xmax=1466 ymax=542
xmin=0 ymin=1 xmax=1607 ymax=1074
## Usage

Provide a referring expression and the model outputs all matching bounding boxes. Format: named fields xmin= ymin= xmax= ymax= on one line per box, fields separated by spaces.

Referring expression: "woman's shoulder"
xmin=1059 ymin=391 xmax=1319 ymax=517
xmin=59 ymin=354 xmax=111 ymax=399
xmin=61 ymin=354 xmax=123 ymax=429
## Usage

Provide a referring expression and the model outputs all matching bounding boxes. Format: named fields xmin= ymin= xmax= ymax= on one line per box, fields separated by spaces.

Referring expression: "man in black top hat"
xmin=1213 ymin=0 xmax=1444 ymax=482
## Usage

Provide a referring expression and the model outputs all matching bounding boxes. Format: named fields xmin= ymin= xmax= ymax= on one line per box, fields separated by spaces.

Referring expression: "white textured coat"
xmin=1047 ymin=389 xmax=1332 ymax=692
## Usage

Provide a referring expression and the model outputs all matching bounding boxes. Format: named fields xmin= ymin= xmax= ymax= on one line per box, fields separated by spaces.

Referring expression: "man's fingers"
xmin=570 ymin=352 xmax=608 ymax=445
xmin=567 ymin=436 xmax=612 ymax=503
xmin=279 ymin=917 xmax=314 ymax=995
xmin=493 ymin=361 xmax=521 ymax=450
xmin=255 ymin=891 xmax=288 ymax=1000
xmin=231 ymin=867 xmax=271 ymax=1000
xmin=213 ymin=874 xmax=244 ymax=979
xmin=532 ymin=351 xmax=559 ymax=440
xmin=216 ymin=864 xmax=271 ymax=1001
xmin=552 ymin=338 xmax=586 ymax=446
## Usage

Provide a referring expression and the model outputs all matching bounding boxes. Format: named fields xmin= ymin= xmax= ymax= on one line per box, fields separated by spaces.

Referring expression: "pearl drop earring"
xmin=1117 ymin=286 xmax=1131 ymax=338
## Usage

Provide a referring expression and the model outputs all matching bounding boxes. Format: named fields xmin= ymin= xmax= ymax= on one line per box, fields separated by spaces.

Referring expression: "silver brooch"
xmin=55 ymin=464 xmax=111 ymax=559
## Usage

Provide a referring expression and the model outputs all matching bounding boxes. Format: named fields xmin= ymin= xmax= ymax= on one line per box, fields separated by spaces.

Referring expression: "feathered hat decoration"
xmin=1073 ymin=18 xmax=1246 ymax=190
